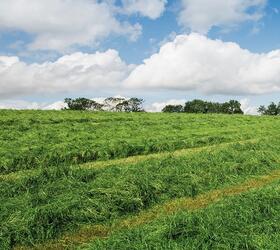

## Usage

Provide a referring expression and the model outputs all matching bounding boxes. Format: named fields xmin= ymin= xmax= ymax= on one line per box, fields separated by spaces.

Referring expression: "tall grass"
xmin=1 ymin=137 xmax=280 ymax=249
xmin=87 ymin=180 xmax=280 ymax=249
xmin=1 ymin=110 xmax=278 ymax=174
xmin=1 ymin=111 xmax=280 ymax=249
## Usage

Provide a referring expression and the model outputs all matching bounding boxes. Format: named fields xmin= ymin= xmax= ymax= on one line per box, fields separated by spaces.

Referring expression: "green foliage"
xmin=162 ymin=105 xmax=183 ymax=113
xmin=64 ymin=98 xmax=103 ymax=111
xmin=65 ymin=97 xmax=144 ymax=112
xmin=183 ymin=99 xmax=243 ymax=114
xmin=222 ymin=100 xmax=244 ymax=114
xmin=115 ymin=98 xmax=144 ymax=112
xmin=258 ymin=102 xmax=280 ymax=115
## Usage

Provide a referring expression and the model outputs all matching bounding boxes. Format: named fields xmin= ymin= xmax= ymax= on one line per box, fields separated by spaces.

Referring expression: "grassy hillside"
xmin=1 ymin=110 xmax=280 ymax=249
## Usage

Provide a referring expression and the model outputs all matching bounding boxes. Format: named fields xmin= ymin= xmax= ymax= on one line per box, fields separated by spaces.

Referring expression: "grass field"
xmin=1 ymin=110 xmax=280 ymax=249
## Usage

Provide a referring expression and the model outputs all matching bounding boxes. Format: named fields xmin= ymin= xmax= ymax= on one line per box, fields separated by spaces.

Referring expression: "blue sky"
xmin=0 ymin=0 xmax=279 ymax=112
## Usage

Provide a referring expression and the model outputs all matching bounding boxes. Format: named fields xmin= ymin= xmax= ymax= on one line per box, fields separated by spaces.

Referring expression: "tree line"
xmin=258 ymin=102 xmax=280 ymax=116
xmin=64 ymin=97 xmax=244 ymax=115
xmin=162 ymin=99 xmax=244 ymax=114
xmin=64 ymin=97 xmax=280 ymax=116
xmin=64 ymin=97 xmax=144 ymax=112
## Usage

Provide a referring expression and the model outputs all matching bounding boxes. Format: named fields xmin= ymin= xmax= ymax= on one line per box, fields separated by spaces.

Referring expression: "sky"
xmin=0 ymin=0 xmax=279 ymax=113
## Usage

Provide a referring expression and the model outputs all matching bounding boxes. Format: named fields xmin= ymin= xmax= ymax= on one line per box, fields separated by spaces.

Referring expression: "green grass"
xmin=0 ymin=110 xmax=280 ymax=249
xmin=86 ymin=180 xmax=280 ymax=250
xmin=1 ymin=110 xmax=279 ymax=174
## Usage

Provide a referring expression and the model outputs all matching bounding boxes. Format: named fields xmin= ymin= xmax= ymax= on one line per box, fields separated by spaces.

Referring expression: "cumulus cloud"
xmin=124 ymin=33 xmax=280 ymax=95
xmin=42 ymin=101 xmax=67 ymax=110
xmin=240 ymin=98 xmax=258 ymax=115
xmin=121 ymin=0 xmax=167 ymax=19
xmin=0 ymin=50 xmax=132 ymax=99
xmin=0 ymin=0 xmax=141 ymax=51
xmin=178 ymin=0 xmax=267 ymax=33
xmin=2 ymin=34 xmax=280 ymax=100
xmin=0 ymin=100 xmax=68 ymax=110
xmin=0 ymin=100 xmax=45 ymax=110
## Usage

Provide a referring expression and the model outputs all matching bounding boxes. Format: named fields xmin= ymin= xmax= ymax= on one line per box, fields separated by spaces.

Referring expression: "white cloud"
xmin=178 ymin=0 xmax=267 ymax=33
xmin=240 ymin=98 xmax=258 ymax=115
xmin=124 ymin=33 xmax=280 ymax=95
xmin=2 ymin=34 xmax=280 ymax=100
xmin=0 ymin=100 xmax=67 ymax=110
xmin=0 ymin=100 xmax=45 ymax=110
xmin=0 ymin=50 xmax=132 ymax=99
xmin=42 ymin=101 xmax=67 ymax=110
xmin=0 ymin=0 xmax=141 ymax=51
xmin=121 ymin=0 xmax=167 ymax=19
xmin=146 ymin=99 xmax=185 ymax=112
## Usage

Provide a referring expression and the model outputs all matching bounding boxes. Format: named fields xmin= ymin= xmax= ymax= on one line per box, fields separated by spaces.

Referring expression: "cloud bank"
xmin=0 ymin=0 xmax=142 ymax=51
xmin=0 ymin=0 xmax=267 ymax=53
xmin=1 ymin=33 xmax=280 ymax=99
xmin=0 ymin=50 xmax=131 ymax=98
xmin=125 ymin=33 xmax=280 ymax=95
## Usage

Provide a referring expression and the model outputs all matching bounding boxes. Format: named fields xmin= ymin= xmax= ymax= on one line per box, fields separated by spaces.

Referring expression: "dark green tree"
xmin=184 ymin=99 xmax=207 ymax=113
xmin=258 ymin=105 xmax=267 ymax=115
xmin=183 ymin=99 xmax=243 ymax=114
xmin=258 ymin=102 xmax=280 ymax=116
xmin=128 ymin=98 xmax=144 ymax=112
xmin=64 ymin=98 xmax=103 ymax=111
xmin=116 ymin=100 xmax=129 ymax=112
xmin=162 ymin=105 xmax=183 ymax=113
xmin=222 ymin=100 xmax=243 ymax=114
xmin=265 ymin=102 xmax=279 ymax=115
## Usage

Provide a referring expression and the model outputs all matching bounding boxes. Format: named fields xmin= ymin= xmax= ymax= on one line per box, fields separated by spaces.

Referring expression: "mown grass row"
xmin=1 ymin=110 xmax=279 ymax=174
xmin=0 ymin=131 xmax=243 ymax=174
xmin=0 ymin=137 xmax=257 ymax=182
xmin=1 ymin=126 xmax=267 ymax=175
xmin=2 ymin=137 xmax=280 ymax=249
xmin=28 ymin=168 xmax=280 ymax=250
xmin=86 ymin=180 xmax=280 ymax=249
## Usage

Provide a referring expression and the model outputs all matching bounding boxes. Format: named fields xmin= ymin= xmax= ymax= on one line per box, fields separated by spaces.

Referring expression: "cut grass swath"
xmin=15 ymin=169 xmax=280 ymax=250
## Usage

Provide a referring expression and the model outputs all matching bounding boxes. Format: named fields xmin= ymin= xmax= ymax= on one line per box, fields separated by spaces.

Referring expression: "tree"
xmin=127 ymin=98 xmax=144 ymax=112
xmin=64 ymin=98 xmax=103 ymax=111
xmin=204 ymin=101 xmax=223 ymax=113
xmin=115 ymin=98 xmax=144 ymax=112
xmin=103 ymin=97 xmax=144 ymax=112
xmin=182 ymin=99 xmax=243 ymax=115
xmin=265 ymin=102 xmax=278 ymax=115
xmin=116 ymin=100 xmax=129 ymax=112
xmin=258 ymin=105 xmax=267 ymax=115
xmin=103 ymin=97 xmax=126 ymax=111
xmin=162 ymin=105 xmax=183 ymax=113
xmin=222 ymin=100 xmax=243 ymax=114
xmin=258 ymin=102 xmax=280 ymax=116
xmin=184 ymin=99 xmax=207 ymax=113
